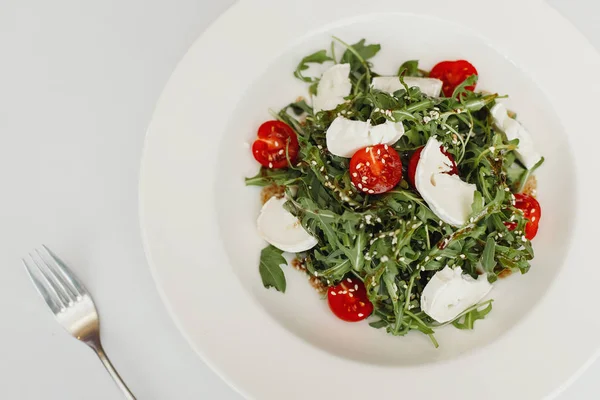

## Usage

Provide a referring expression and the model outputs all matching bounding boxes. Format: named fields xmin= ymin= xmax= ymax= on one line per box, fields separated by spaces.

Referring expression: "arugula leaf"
xmin=452 ymin=301 xmax=493 ymax=329
xmin=258 ymin=245 xmax=287 ymax=292
xmin=293 ymin=50 xmax=333 ymax=83
xmin=339 ymin=39 xmax=381 ymax=67
xmin=397 ymin=60 xmax=426 ymax=77
xmin=471 ymin=190 xmax=484 ymax=215
xmin=245 ymin=167 xmax=301 ymax=187
xmin=481 ymin=236 xmax=496 ymax=273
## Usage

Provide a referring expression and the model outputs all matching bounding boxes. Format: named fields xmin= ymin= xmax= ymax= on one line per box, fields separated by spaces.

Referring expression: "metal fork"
xmin=22 ymin=246 xmax=136 ymax=399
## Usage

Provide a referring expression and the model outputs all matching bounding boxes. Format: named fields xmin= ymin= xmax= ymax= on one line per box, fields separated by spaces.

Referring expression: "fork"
xmin=22 ymin=246 xmax=136 ymax=400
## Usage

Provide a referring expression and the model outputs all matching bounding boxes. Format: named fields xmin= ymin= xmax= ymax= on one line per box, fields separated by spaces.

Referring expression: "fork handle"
xmin=93 ymin=344 xmax=136 ymax=400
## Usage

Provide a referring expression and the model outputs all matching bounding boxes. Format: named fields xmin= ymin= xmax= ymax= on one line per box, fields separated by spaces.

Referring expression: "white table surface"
xmin=0 ymin=0 xmax=597 ymax=398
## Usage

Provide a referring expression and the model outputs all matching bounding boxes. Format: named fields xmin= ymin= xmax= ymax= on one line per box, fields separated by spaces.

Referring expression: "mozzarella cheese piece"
xmin=372 ymin=76 xmax=443 ymax=97
xmin=421 ymin=266 xmax=492 ymax=323
xmin=490 ymin=103 xmax=542 ymax=170
xmin=257 ymin=196 xmax=318 ymax=253
xmin=326 ymin=116 xmax=404 ymax=158
xmin=415 ymin=137 xmax=477 ymax=226
xmin=312 ymin=64 xmax=352 ymax=113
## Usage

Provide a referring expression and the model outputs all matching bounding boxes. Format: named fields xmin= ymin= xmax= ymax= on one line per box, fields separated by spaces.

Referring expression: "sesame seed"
xmin=354 ymin=284 xmax=359 ymax=290
xmin=346 ymin=278 xmax=352 ymax=283
xmin=358 ymin=313 xmax=364 ymax=317
xmin=330 ymin=291 xmax=336 ymax=296
xmin=268 ymin=162 xmax=273 ymax=168
xmin=435 ymin=256 xmax=442 ymax=261
xmin=531 ymin=216 xmax=536 ymax=222
xmin=348 ymin=293 xmax=354 ymax=298
xmin=358 ymin=183 xmax=363 ymax=189
xmin=317 ymin=145 xmax=323 ymax=150
xmin=377 ymin=149 xmax=381 ymax=155
xmin=279 ymin=149 xmax=284 ymax=155
xmin=380 ymin=256 xmax=389 ymax=262
xmin=349 ymin=288 xmax=355 ymax=292
xmin=366 ymin=162 xmax=370 ymax=167
xmin=521 ymin=235 xmax=527 ymax=242
xmin=311 ymin=160 xmax=317 ymax=166
xmin=504 ymin=187 xmax=510 ymax=192
xmin=408 ymin=205 xmax=412 ymax=209
xmin=356 ymin=163 xmax=363 ymax=169
xmin=381 ymin=159 xmax=386 ymax=164
xmin=399 ymin=257 xmax=406 ymax=262
xmin=352 ymin=172 xmax=358 ymax=177
xmin=489 ymin=146 xmax=496 ymax=152
xmin=460 ymin=254 xmax=466 ymax=259
xmin=425 ymin=256 xmax=430 ymax=262
xmin=420 ymin=266 xmax=425 ymax=271
xmin=384 ymin=144 xmax=389 ymax=150
xmin=368 ymin=190 xmax=375 ymax=194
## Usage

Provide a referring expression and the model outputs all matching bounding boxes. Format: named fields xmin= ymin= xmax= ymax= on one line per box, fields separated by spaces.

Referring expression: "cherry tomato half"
xmin=252 ymin=120 xmax=299 ymax=168
xmin=429 ymin=60 xmax=478 ymax=98
xmin=505 ymin=193 xmax=541 ymax=240
xmin=327 ymin=277 xmax=373 ymax=322
xmin=407 ymin=146 xmax=459 ymax=187
xmin=349 ymin=144 xmax=402 ymax=194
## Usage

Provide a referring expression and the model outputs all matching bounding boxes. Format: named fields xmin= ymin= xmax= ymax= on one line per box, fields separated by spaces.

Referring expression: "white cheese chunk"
xmin=325 ymin=116 xmax=404 ymax=158
xmin=257 ymin=196 xmax=317 ymax=253
xmin=490 ymin=103 xmax=542 ymax=170
xmin=421 ymin=266 xmax=492 ymax=323
xmin=372 ymin=76 xmax=443 ymax=97
xmin=312 ymin=64 xmax=352 ymax=113
xmin=415 ymin=137 xmax=477 ymax=226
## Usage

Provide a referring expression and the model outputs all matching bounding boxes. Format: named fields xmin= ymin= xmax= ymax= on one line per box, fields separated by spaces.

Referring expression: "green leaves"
xmin=293 ymin=50 xmax=333 ymax=83
xmin=452 ymin=301 xmax=493 ymax=329
xmin=397 ymin=60 xmax=426 ymax=77
xmin=339 ymin=38 xmax=381 ymax=69
xmin=258 ymin=245 xmax=287 ymax=293
xmin=481 ymin=236 xmax=496 ymax=273
xmin=245 ymin=167 xmax=301 ymax=187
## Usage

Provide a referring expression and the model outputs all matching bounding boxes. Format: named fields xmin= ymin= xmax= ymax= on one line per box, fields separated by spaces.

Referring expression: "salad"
xmin=245 ymin=37 xmax=543 ymax=346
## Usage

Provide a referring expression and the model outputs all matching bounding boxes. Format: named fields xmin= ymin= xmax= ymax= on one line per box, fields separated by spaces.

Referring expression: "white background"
xmin=0 ymin=0 xmax=597 ymax=398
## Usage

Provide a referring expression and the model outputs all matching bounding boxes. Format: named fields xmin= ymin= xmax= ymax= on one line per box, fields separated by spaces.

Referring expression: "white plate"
xmin=139 ymin=0 xmax=600 ymax=398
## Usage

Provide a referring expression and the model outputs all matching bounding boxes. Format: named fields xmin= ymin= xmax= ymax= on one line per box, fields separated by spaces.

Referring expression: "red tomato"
xmin=505 ymin=193 xmax=541 ymax=240
xmin=429 ymin=60 xmax=478 ymax=97
xmin=252 ymin=120 xmax=299 ymax=168
xmin=327 ymin=277 xmax=373 ymax=322
xmin=407 ymin=146 xmax=458 ymax=187
xmin=349 ymin=144 xmax=402 ymax=194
